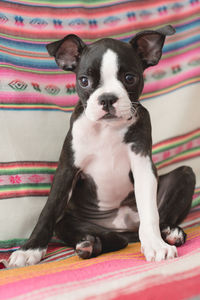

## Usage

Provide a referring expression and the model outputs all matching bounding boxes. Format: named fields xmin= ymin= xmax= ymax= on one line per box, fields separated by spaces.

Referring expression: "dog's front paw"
xmin=8 ymin=249 xmax=46 ymax=268
xmin=141 ymin=239 xmax=177 ymax=262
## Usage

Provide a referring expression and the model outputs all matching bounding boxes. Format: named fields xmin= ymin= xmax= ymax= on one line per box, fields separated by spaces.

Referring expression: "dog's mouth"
xmin=101 ymin=113 xmax=118 ymax=120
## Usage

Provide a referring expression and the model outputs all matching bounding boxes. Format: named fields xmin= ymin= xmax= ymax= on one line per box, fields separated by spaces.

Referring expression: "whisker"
xmin=117 ymin=103 xmax=139 ymax=108
xmin=118 ymin=104 xmax=137 ymax=113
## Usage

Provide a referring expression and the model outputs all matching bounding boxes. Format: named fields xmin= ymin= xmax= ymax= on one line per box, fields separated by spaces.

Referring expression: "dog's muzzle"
xmin=98 ymin=93 xmax=118 ymax=119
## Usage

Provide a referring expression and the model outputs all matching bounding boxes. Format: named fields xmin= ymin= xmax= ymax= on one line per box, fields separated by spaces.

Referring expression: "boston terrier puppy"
xmin=9 ymin=25 xmax=195 ymax=267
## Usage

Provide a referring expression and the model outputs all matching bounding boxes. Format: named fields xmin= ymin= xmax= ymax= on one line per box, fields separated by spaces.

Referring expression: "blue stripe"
xmin=0 ymin=53 xmax=58 ymax=69
xmin=164 ymin=35 xmax=200 ymax=53
xmin=174 ymin=19 xmax=200 ymax=33
xmin=1 ymin=35 xmax=199 ymax=69
xmin=0 ymin=37 xmax=46 ymax=52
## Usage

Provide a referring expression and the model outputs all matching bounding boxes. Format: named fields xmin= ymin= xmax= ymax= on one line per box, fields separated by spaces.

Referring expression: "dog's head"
xmin=47 ymin=25 xmax=175 ymax=123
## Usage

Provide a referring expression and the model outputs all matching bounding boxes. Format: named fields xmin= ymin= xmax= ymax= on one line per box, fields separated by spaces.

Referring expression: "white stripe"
xmin=0 ymin=197 xmax=47 ymax=240
xmin=0 ymin=110 xmax=71 ymax=161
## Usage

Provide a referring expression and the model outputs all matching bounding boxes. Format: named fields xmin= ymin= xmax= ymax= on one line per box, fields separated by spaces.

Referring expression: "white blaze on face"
xmin=85 ymin=49 xmax=133 ymax=122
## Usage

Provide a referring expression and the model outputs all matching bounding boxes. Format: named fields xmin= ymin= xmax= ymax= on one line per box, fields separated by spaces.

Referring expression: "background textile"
xmin=0 ymin=1 xmax=200 ymax=299
xmin=0 ymin=223 xmax=200 ymax=299
xmin=0 ymin=0 xmax=200 ymax=245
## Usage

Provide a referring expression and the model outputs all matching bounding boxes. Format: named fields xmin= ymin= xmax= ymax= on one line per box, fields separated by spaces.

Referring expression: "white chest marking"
xmin=72 ymin=115 xmax=133 ymax=210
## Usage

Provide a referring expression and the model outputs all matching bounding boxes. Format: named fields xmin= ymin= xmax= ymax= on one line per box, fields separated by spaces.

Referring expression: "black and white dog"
xmin=9 ymin=25 xmax=195 ymax=267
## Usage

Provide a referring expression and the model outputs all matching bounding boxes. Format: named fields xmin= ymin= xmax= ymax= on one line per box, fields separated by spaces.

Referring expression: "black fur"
xmin=19 ymin=26 xmax=195 ymax=261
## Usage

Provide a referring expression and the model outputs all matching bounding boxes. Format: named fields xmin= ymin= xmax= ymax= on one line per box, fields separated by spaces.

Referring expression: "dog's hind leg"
xmin=157 ymin=166 xmax=195 ymax=247
xmin=55 ymin=213 xmax=128 ymax=259
xmin=75 ymin=231 xmax=128 ymax=259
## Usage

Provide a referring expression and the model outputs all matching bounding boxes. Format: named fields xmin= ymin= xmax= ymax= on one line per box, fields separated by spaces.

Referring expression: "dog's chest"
xmin=72 ymin=114 xmax=133 ymax=209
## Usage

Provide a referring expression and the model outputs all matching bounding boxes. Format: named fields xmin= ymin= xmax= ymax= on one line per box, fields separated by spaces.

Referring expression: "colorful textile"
xmin=0 ymin=2 xmax=200 ymax=298
xmin=1 ymin=202 xmax=200 ymax=298
xmin=0 ymin=129 xmax=199 ymax=201
xmin=0 ymin=0 xmax=199 ymax=111
xmin=0 ymin=0 xmax=200 ymax=255
xmin=0 ymin=187 xmax=200 ymax=252
xmin=0 ymin=222 xmax=200 ymax=299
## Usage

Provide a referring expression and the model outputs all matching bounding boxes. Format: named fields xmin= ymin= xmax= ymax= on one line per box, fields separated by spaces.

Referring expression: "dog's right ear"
xmin=46 ymin=34 xmax=86 ymax=71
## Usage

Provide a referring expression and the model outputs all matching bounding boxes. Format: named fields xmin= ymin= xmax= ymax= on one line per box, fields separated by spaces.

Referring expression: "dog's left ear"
xmin=46 ymin=34 xmax=86 ymax=71
xmin=130 ymin=25 xmax=175 ymax=70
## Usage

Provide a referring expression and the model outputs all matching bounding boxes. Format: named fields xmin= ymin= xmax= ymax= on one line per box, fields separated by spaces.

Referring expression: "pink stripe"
xmin=143 ymin=68 xmax=200 ymax=94
xmin=0 ymin=0 xmax=167 ymax=17
xmin=113 ymin=268 xmax=200 ymax=300
xmin=1 ymin=8 xmax=198 ymax=40
xmin=0 ymin=173 xmax=53 ymax=186
xmin=157 ymin=47 xmax=200 ymax=66
xmin=0 ymin=247 xmax=19 ymax=252
xmin=1 ymin=235 xmax=200 ymax=299
xmin=0 ymin=92 xmax=78 ymax=106
xmin=0 ymin=0 xmax=184 ymax=9
xmin=0 ymin=260 xmax=145 ymax=299
xmin=43 ymin=252 xmax=75 ymax=263
xmin=152 ymin=137 xmax=200 ymax=164
xmin=0 ymin=0 xmax=195 ymax=18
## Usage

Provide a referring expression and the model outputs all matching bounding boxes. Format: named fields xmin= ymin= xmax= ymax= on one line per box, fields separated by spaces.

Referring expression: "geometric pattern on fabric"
xmin=0 ymin=129 xmax=199 ymax=200
xmin=0 ymin=1 xmax=200 ymax=298
xmin=0 ymin=0 xmax=199 ymax=112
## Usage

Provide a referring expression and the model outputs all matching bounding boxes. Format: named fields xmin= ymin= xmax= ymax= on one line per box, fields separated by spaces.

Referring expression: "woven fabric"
xmin=0 ymin=222 xmax=200 ymax=299
xmin=0 ymin=1 xmax=200 ymax=298
xmin=0 ymin=0 xmax=200 ymax=245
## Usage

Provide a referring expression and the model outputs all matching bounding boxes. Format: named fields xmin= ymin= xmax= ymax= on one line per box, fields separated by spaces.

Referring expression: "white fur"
xmin=85 ymin=49 xmax=133 ymax=122
xmin=72 ymin=114 xmax=134 ymax=210
xmin=73 ymin=113 xmax=178 ymax=261
xmin=8 ymin=248 xmax=46 ymax=268
xmin=112 ymin=206 xmax=139 ymax=230
xmin=163 ymin=227 xmax=183 ymax=245
xmin=128 ymin=150 xmax=178 ymax=261
xmin=72 ymin=48 xmax=177 ymax=261
xmin=168 ymin=228 xmax=182 ymax=240
xmin=76 ymin=242 xmax=93 ymax=255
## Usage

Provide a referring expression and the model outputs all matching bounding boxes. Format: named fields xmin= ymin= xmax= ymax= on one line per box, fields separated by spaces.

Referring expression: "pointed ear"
xmin=130 ymin=25 xmax=175 ymax=69
xmin=46 ymin=34 xmax=86 ymax=71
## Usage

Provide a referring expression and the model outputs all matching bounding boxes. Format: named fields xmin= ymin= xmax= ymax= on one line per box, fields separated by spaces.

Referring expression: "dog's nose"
xmin=98 ymin=93 xmax=118 ymax=112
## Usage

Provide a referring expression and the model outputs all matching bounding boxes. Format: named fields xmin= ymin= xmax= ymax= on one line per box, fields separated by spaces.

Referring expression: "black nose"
xmin=98 ymin=93 xmax=118 ymax=112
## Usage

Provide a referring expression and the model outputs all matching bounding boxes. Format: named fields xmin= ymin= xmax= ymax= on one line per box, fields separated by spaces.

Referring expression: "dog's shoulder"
xmin=61 ymin=101 xmax=84 ymax=156
xmin=69 ymin=101 xmax=84 ymax=128
xmin=123 ymin=104 xmax=152 ymax=156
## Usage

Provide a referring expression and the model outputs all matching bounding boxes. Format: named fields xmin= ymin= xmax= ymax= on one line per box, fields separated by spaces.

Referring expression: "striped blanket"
xmin=0 ymin=215 xmax=200 ymax=299
xmin=0 ymin=0 xmax=200 ymax=298
xmin=0 ymin=0 xmax=199 ymax=245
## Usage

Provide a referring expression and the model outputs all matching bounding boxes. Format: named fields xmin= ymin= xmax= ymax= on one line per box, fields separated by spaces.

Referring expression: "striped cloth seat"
xmin=0 ymin=0 xmax=200 ymax=298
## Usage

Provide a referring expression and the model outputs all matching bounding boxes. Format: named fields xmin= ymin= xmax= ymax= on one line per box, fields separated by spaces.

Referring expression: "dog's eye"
xmin=124 ymin=74 xmax=136 ymax=85
xmin=79 ymin=76 xmax=89 ymax=87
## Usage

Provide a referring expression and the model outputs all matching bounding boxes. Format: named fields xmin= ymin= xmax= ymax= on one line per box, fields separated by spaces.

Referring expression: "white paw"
xmin=8 ymin=249 xmax=46 ymax=268
xmin=141 ymin=240 xmax=177 ymax=262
